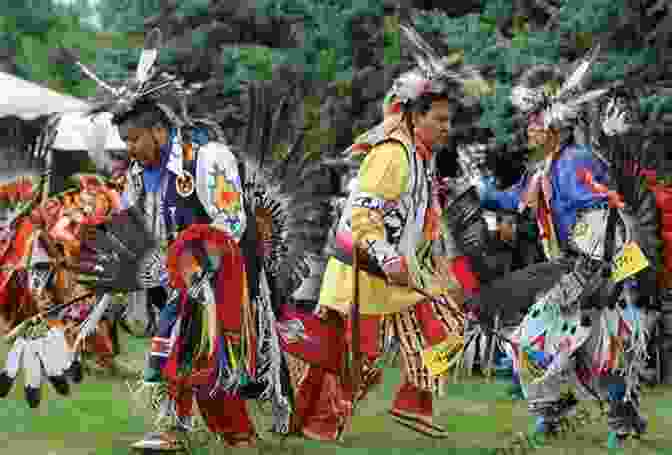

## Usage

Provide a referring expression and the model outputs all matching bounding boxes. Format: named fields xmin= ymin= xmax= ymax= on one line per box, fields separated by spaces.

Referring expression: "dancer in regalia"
xmin=282 ymin=24 xmax=489 ymax=441
xmin=466 ymin=47 xmax=659 ymax=448
xmin=49 ymin=29 xmax=294 ymax=450
xmin=35 ymin=173 xmax=129 ymax=377
xmin=0 ymin=153 xmax=131 ymax=406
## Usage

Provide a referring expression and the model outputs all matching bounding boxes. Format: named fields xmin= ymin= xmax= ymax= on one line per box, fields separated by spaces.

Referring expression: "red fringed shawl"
xmin=163 ymin=224 xmax=247 ymax=380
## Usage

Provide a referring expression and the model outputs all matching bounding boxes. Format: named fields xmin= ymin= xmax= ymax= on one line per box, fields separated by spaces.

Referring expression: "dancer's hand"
xmin=602 ymin=97 xmax=631 ymax=136
xmin=498 ymin=222 xmax=515 ymax=243
xmin=382 ymin=257 xmax=412 ymax=287
xmin=386 ymin=270 xmax=411 ymax=287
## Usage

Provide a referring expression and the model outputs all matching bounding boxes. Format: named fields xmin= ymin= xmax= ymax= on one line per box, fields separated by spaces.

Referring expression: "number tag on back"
xmin=612 ymin=241 xmax=649 ymax=283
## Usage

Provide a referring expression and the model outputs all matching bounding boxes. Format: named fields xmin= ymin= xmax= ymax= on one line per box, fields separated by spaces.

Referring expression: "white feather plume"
xmin=400 ymin=24 xmax=443 ymax=77
xmin=135 ymin=29 xmax=162 ymax=85
xmin=556 ymin=44 xmax=601 ymax=100
xmin=394 ymin=23 xmax=486 ymax=104
xmin=512 ymin=44 xmax=610 ymax=130
xmin=544 ymin=88 xmax=610 ymax=128
xmin=392 ymin=69 xmax=430 ymax=104
xmin=564 ymin=88 xmax=610 ymax=107
xmin=511 ymin=86 xmax=544 ymax=112
xmin=543 ymin=102 xmax=577 ymax=128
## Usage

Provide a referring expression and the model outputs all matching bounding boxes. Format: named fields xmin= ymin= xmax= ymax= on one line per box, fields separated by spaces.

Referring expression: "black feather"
xmin=0 ymin=372 xmax=14 ymax=398
xmin=66 ymin=360 xmax=84 ymax=383
xmin=24 ymin=386 xmax=41 ymax=408
xmin=75 ymin=207 xmax=159 ymax=293
xmin=600 ymin=127 xmax=660 ymax=307
xmin=48 ymin=375 xmax=70 ymax=396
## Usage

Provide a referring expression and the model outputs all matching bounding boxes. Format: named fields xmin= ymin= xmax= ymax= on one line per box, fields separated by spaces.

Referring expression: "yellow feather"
xmin=227 ymin=339 xmax=237 ymax=370
xmin=195 ymin=306 xmax=209 ymax=360
xmin=208 ymin=302 xmax=217 ymax=358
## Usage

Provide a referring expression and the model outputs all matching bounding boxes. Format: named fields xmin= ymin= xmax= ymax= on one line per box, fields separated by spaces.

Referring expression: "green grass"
xmin=2 ymin=333 xmax=672 ymax=453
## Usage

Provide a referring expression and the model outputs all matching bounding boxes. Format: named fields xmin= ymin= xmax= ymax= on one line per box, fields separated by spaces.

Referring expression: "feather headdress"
xmin=510 ymin=44 xmax=609 ymax=130
xmin=57 ymin=28 xmax=223 ymax=139
xmin=57 ymin=27 xmax=228 ymax=183
xmin=389 ymin=24 xmax=487 ymax=109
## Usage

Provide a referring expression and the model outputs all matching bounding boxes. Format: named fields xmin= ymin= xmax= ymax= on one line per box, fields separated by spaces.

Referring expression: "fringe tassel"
xmin=125 ymin=377 xmax=170 ymax=423
xmin=210 ymin=336 xmax=246 ymax=397
xmin=211 ymin=336 xmax=230 ymax=397
xmin=519 ymin=349 xmax=545 ymax=383
xmin=623 ymin=306 xmax=649 ymax=403
xmin=254 ymin=277 xmax=292 ymax=434
xmin=195 ymin=304 xmax=209 ymax=361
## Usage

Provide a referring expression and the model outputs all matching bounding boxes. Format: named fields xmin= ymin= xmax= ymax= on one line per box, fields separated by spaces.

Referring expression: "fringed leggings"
xmin=166 ymin=380 xmax=255 ymax=442
xmin=514 ymin=305 xmax=653 ymax=438
xmin=150 ymin=301 xmax=256 ymax=444
xmin=524 ymin=346 xmax=648 ymax=437
xmin=527 ymin=369 xmax=647 ymax=436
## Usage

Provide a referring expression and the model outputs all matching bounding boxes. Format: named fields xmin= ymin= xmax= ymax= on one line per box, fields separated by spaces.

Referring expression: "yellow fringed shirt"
xmin=319 ymin=141 xmax=458 ymax=316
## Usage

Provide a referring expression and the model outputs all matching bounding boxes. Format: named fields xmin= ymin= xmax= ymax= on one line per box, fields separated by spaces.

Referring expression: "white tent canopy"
xmin=53 ymin=111 xmax=126 ymax=151
xmin=0 ymin=71 xmax=89 ymax=120
xmin=51 ymin=111 xmax=127 ymax=178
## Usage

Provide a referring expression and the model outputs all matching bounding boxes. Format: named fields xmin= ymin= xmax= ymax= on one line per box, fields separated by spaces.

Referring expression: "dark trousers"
xmin=467 ymin=261 xmax=571 ymax=324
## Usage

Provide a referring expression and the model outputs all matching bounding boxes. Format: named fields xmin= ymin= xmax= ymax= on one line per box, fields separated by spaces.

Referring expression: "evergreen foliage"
xmin=97 ymin=0 xmax=161 ymax=32
xmin=6 ymin=0 xmax=671 ymax=149
xmin=1 ymin=2 xmax=103 ymax=97
xmin=411 ymin=2 xmax=671 ymax=145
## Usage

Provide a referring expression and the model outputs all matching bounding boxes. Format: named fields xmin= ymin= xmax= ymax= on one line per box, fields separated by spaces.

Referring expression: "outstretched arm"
xmin=455 ymin=142 xmax=526 ymax=212
xmin=478 ymin=173 xmax=527 ymax=212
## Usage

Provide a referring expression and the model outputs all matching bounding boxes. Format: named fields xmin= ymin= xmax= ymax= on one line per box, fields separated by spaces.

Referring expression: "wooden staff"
xmin=350 ymin=243 xmax=362 ymax=406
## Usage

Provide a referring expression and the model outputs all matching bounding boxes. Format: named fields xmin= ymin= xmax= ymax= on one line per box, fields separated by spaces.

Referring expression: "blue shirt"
xmin=120 ymin=128 xmax=211 ymax=232
xmin=480 ymin=143 xmax=609 ymax=244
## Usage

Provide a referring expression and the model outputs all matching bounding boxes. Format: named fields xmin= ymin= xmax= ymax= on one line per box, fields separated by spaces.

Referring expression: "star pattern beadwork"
xmin=207 ymin=163 xmax=242 ymax=214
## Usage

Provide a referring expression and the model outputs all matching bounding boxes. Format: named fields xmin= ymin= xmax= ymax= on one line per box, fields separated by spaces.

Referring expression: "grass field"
xmin=1 ymin=333 xmax=672 ymax=454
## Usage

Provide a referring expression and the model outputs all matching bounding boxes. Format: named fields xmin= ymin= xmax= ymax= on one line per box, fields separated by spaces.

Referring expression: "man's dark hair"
xmin=111 ymin=101 xmax=169 ymax=129
xmin=405 ymin=80 xmax=462 ymax=115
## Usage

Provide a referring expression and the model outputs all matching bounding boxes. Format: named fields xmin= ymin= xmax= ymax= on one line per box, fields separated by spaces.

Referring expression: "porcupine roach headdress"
xmin=348 ymin=23 xmax=496 ymax=194
xmin=350 ymin=23 xmax=489 ymax=152
xmin=374 ymin=25 xmax=487 ymax=128
xmin=56 ymin=28 xmax=227 ymax=173
xmin=510 ymin=45 xmax=612 ymax=140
